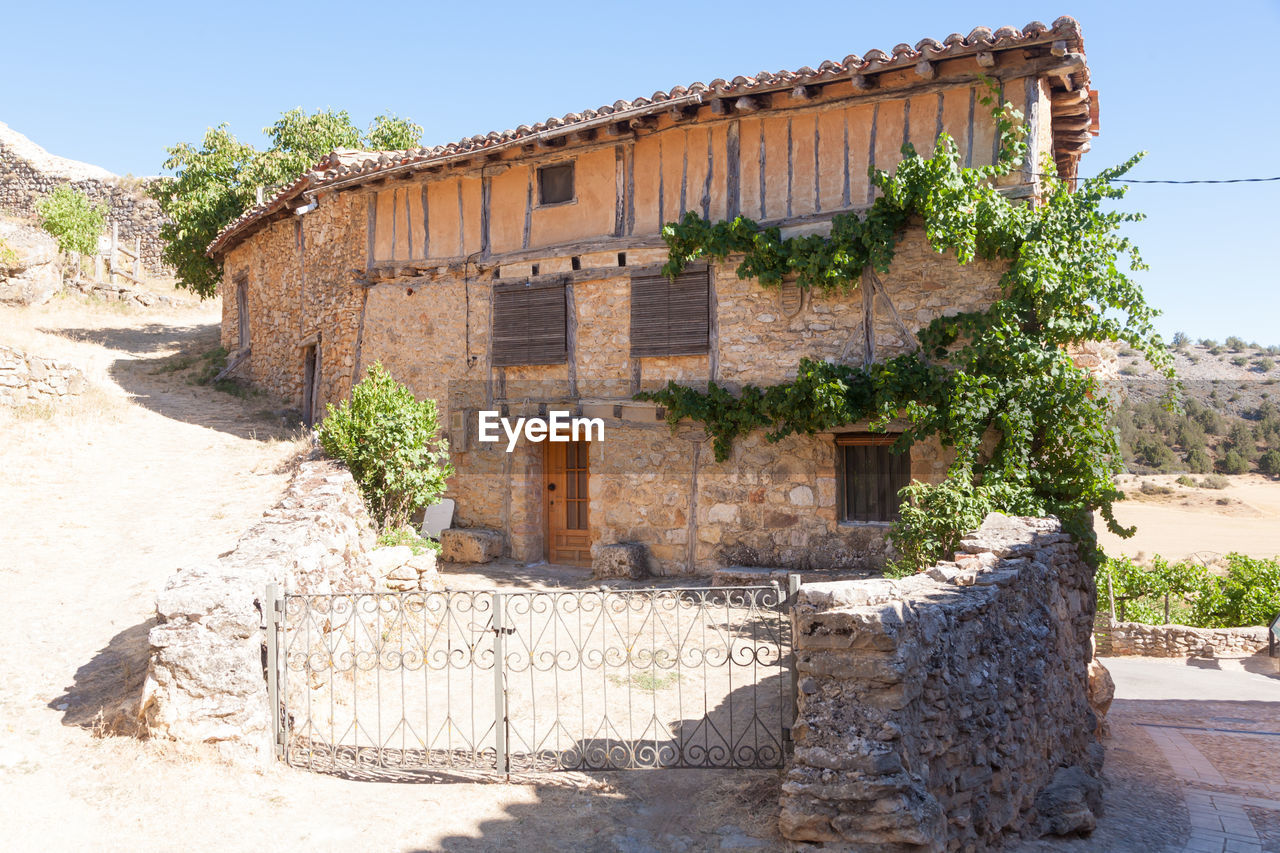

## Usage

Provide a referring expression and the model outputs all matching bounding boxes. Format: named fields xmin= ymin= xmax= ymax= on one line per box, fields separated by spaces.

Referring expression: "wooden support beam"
xmin=710 ymin=98 xmax=731 ymax=115
xmin=605 ymin=122 xmax=629 ymax=136
xmin=735 ymin=95 xmax=762 ymax=112
xmin=851 ymin=74 xmax=874 ymax=91
xmin=536 ymin=136 xmax=567 ymax=148
xmin=668 ymin=105 xmax=696 ymax=123
xmin=1051 ymin=39 xmax=1069 ymax=57
xmin=976 ymin=51 xmax=995 ymax=68
xmin=628 ymin=116 xmax=657 ymax=131
xmin=915 ymin=61 xmax=936 ymax=80
xmin=789 ymin=85 xmax=813 ymax=101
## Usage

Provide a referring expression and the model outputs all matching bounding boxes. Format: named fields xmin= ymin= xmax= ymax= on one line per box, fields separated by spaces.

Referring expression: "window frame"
xmin=536 ymin=161 xmax=576 ymax=208
xmin=835 ymin=433 xmax=912 ymax=525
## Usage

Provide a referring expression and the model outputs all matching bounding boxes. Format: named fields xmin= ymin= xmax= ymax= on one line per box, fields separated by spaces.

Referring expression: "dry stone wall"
xmin=781 ymin=514 xmax=1102 ymax=851
xmin=0 ymin=345 xmax=86 ymax=406
xmin=141 ymin=456 xmax=379 ymax=757
xmin=1097 ymin=620 xmax=1269 ymax=658
xmin=0 ymin=121 xmax=169 ymax=274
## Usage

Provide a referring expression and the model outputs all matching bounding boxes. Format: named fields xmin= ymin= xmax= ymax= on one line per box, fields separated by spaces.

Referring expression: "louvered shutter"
xmin=629 ymin=266 xmax=710 ymax=358
xmin=492 ymin=281 xmax=568 ymax=366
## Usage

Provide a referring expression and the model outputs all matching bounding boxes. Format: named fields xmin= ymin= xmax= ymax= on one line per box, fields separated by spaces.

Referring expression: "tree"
xmin=316 ymin=362 xmax=451 ymax=530
xmin=153 ymin=108 xmax=424 ymax=298
xmin=36 ymin=185 xmax=106 ymax=256
xmin=151 ymin=125 xmax=259 ymax=297
xmin=1259 ymin=449 xmax=1280 ymax=477
xmin=366 ymin=113 xmax=424 ymax=150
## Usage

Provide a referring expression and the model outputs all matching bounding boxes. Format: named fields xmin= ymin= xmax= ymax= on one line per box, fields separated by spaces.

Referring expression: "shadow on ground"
xmin=50 ymin=617 xmax=154 ymax=736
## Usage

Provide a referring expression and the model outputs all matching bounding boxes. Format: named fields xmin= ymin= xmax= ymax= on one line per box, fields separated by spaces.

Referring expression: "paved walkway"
xmin=1107 ymin=656 xmax=1279 ymax=853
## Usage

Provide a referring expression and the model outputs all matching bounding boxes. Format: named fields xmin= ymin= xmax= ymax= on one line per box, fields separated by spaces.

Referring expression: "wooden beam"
xmin=789 ymin=85 xmax=813 ymax=101
xmin=605 ymin=122 xmax=629 ymax=137
xmin=851 ymin=74 xmax=874 ymax=91
xmin=734 ymin=95 xmax=761 ymax=112
xmin=628 ymin=116 xmax=657 ymax=131
xmin=976 ymin=51 xmax=996 ymax=68
xmin=1051 ymin=39 xmax=1068 ymax=57
xmin=915 ymin=61 xmax=936 ymax=80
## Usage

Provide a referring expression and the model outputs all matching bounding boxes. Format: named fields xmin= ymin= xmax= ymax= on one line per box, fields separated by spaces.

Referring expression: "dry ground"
xmin=0 ymin=295 xmax=779 ymax=853
xmin=1096 ymin=473 xmax=1280 ymax=562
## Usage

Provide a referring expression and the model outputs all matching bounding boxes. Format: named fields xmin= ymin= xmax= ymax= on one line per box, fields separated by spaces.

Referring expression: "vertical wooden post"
xmin=110 ymin=222 xmax=119 ymax=284
xmin=1107 ymin=572 xmax=1117 ymax=624
xmin=133 ymin=236 xmax=141 ymax=281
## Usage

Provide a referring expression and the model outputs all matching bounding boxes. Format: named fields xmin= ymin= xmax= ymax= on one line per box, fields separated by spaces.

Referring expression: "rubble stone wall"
xmin=140 ymin=456 xmax=378 ymax=758
xmin=780 ymin=514 xmax=1101 ymax=851
xmin=0 ymin=136 xmax=170 ymax=274
xmin=0 ymin=345 xmax=86 ymax=406
xmin=1098 ymin=620 xmax=1269 ymax=658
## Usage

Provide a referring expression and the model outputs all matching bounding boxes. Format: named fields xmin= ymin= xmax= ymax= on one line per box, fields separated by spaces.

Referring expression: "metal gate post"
xmin=492 ymin=592 xmax=509 ymax=775
xmin=783 ymin=573 xmax=802 ymax=751
xmin=264 ymin=583 xmax=284 ymax=759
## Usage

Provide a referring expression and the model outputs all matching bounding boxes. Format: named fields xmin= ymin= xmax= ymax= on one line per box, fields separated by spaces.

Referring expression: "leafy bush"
xmin=1225 ymin=336 xmax=1247 ymax=352
xmin=1139 ymin=481 xmax=1173 ymax=495
xmin=1259 ymin=449 xmax=1280 ymax=477
xmin=1231 ymin=356 xmax=1249 ymax=367
xmin=1184 ymin=447 xmax=1212 ymax=474
xmin=1256 ymin=357 xmax=1275 ymax=372
xmin=36 ymin=185 xmax=106 ymax=255
xmin=1190 ymin=554 xmax=1280 ymax=628
xmin=1171 ymin=331 xmax=1190 ymax=349
xmin=1175 ymin=474 xmax=1196 ymax=487
xmin=1219 ymin=450 xmax=1251 ymax=474
xmin=316 ymin=362 xmax=451 ymax=530
xmin=1199 ymin=474 xmax=1230 ymax=489
xmin=886 ymin=480 xmax=1043 ymax=577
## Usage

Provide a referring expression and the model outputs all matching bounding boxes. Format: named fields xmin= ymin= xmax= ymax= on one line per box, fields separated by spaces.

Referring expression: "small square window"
xmin=538 ymin=162 xmax=575 ymax=206
xmin=837 ymin=434 xmax=912 ymax=523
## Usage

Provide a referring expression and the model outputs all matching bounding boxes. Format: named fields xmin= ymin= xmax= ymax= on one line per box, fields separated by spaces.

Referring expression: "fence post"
xmin=784 ymin=573 xmax=802 ymax=751
xmin=492 ymin=591 xmax=509 ymax=775
xmin=110 ymin=222 xmax=118 ymax=284
xmin=264 ymin=583 xmax=283 ymax=759
xmin=133 ymin=236 xmax=141 ymax=281
xmin=93 ymin=253 xmax=102 ymax=283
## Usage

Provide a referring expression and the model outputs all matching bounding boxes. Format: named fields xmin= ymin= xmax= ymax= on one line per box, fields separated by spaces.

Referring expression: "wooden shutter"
xmin=492 ymin=281 xmax=568 ymax=366
xmin=629 ymin=266 xmax=710 ymax=358
xmin=837 ymin=434 xmax=912 ymax=522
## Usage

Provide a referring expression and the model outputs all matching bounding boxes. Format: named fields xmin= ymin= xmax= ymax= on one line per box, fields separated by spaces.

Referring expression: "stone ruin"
xmin=0 ymin=344 xmax=86 ymax=407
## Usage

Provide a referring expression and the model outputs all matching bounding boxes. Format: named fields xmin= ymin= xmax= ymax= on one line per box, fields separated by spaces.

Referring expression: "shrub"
xmin=886 ymin=479 xmax=1042 ymax=577
xmin=1199 ymin=473 xmax=1230 ymax=489
xmin=36 ymin=185 xmax=106 ymax=255
xmin=1190 ymin=554 xmax=1280 ymax=627
xmin=316 ymin=362 xmax=452 ymax=530
xmin=1226 ymin=336 xmax=1247 ymax=352
xmin=1119 ymin=364 xmax=1141 ymax=376
xmin=1259 ymin=449 xmax=1280 ymax=478
xmin=1256 ymin=357 xmax=1275 ymax=372
xmin=1140 ymin=481 xmax=1173 ymax=496
xmin=1133 ymin=435 xmax=1176 ymax=470
xmin=1231 ymin=356 xmax=1249 ymax=367
xmin=377 ymin=524 xmax=441 ymax=554
xmin=1209 ymin=346 xmax=1224 ymax=356
xmin=1171 ymin=331 xmax=1190 ymax=349
xmin=1175 ymin=475 xmax=1196 ymax=487
xmin=1219 ymin=450 xmax=1251 ymax=475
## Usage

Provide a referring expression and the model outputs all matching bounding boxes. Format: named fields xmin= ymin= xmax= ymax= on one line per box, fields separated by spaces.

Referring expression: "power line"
xmin=1099 ymin=176 xmax=1280 ymax=185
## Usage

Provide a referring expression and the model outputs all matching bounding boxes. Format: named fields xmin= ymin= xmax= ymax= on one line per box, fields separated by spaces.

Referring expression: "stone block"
xmin=440 ymin=527 xmax=504 ymax=563
xmin=591 ymin=542 xmax=650 ymax=579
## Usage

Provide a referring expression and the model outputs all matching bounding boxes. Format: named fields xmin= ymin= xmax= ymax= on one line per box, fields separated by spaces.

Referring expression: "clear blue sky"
xmin=3 ymin=1 xmax=1277 ymax=344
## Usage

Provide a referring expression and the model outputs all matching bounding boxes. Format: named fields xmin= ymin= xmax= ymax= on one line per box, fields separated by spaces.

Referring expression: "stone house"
xmin=208 ymin=18 xmax=1097 ymax=575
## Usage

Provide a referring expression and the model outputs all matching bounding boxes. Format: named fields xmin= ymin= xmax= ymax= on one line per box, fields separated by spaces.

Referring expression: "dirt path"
xmin=0 ymin=298 xmax=780 ymax=852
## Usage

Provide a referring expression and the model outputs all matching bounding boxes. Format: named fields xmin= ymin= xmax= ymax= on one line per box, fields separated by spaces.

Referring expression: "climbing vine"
xmin=638 ymin=85 xmax=1173 ymax=572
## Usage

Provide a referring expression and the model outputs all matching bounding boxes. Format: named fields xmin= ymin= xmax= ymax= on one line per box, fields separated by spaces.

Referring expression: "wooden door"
xmin=545 ymin=440 xmax=591 ymax=566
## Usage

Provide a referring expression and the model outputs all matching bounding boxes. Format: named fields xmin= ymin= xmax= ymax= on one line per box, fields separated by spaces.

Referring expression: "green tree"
xmin=153 ymin=107 xmax=424 ymax=298
xmin=1258 ymin=449 xmax=1280 ymax=477
xmin=366 ymin=113 xmax=424 ymax=150
xmin=316 ymin=362 xmax=451 ymax=530
xmin=36 ymin=185 xmax=106 ymax=255
xmin=151 ymin=125 xmax=259 ymax=297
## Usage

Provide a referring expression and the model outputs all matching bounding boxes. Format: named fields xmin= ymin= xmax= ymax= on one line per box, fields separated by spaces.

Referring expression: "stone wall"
xmin=781 ymin=514 xmax=1102 ymax=851
xmin=0 ymin=345 xmax=86 ymax=406
xmin=0 ymin=219 xmax=60 ymax=305
xmin=1097 ymin=620 xmax=1270 ymax=658
xmin=0 ymin=121 xmax=169 ymax=274
xmin=140 ymin=456 xmax=378 ymax=757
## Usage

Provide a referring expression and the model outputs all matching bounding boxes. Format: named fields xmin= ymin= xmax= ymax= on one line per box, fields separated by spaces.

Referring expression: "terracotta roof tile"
xmin=209 ymin=16 xmax=1084 ymax=257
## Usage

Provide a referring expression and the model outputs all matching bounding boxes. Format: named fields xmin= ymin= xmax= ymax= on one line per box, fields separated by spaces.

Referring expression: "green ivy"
xmin=639 ymin=84 xmax=1173 ymax=572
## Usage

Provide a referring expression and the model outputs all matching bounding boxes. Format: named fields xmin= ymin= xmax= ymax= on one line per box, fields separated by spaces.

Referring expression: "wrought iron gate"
xmin=264 ymin=584 xmax=793 ymax=775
